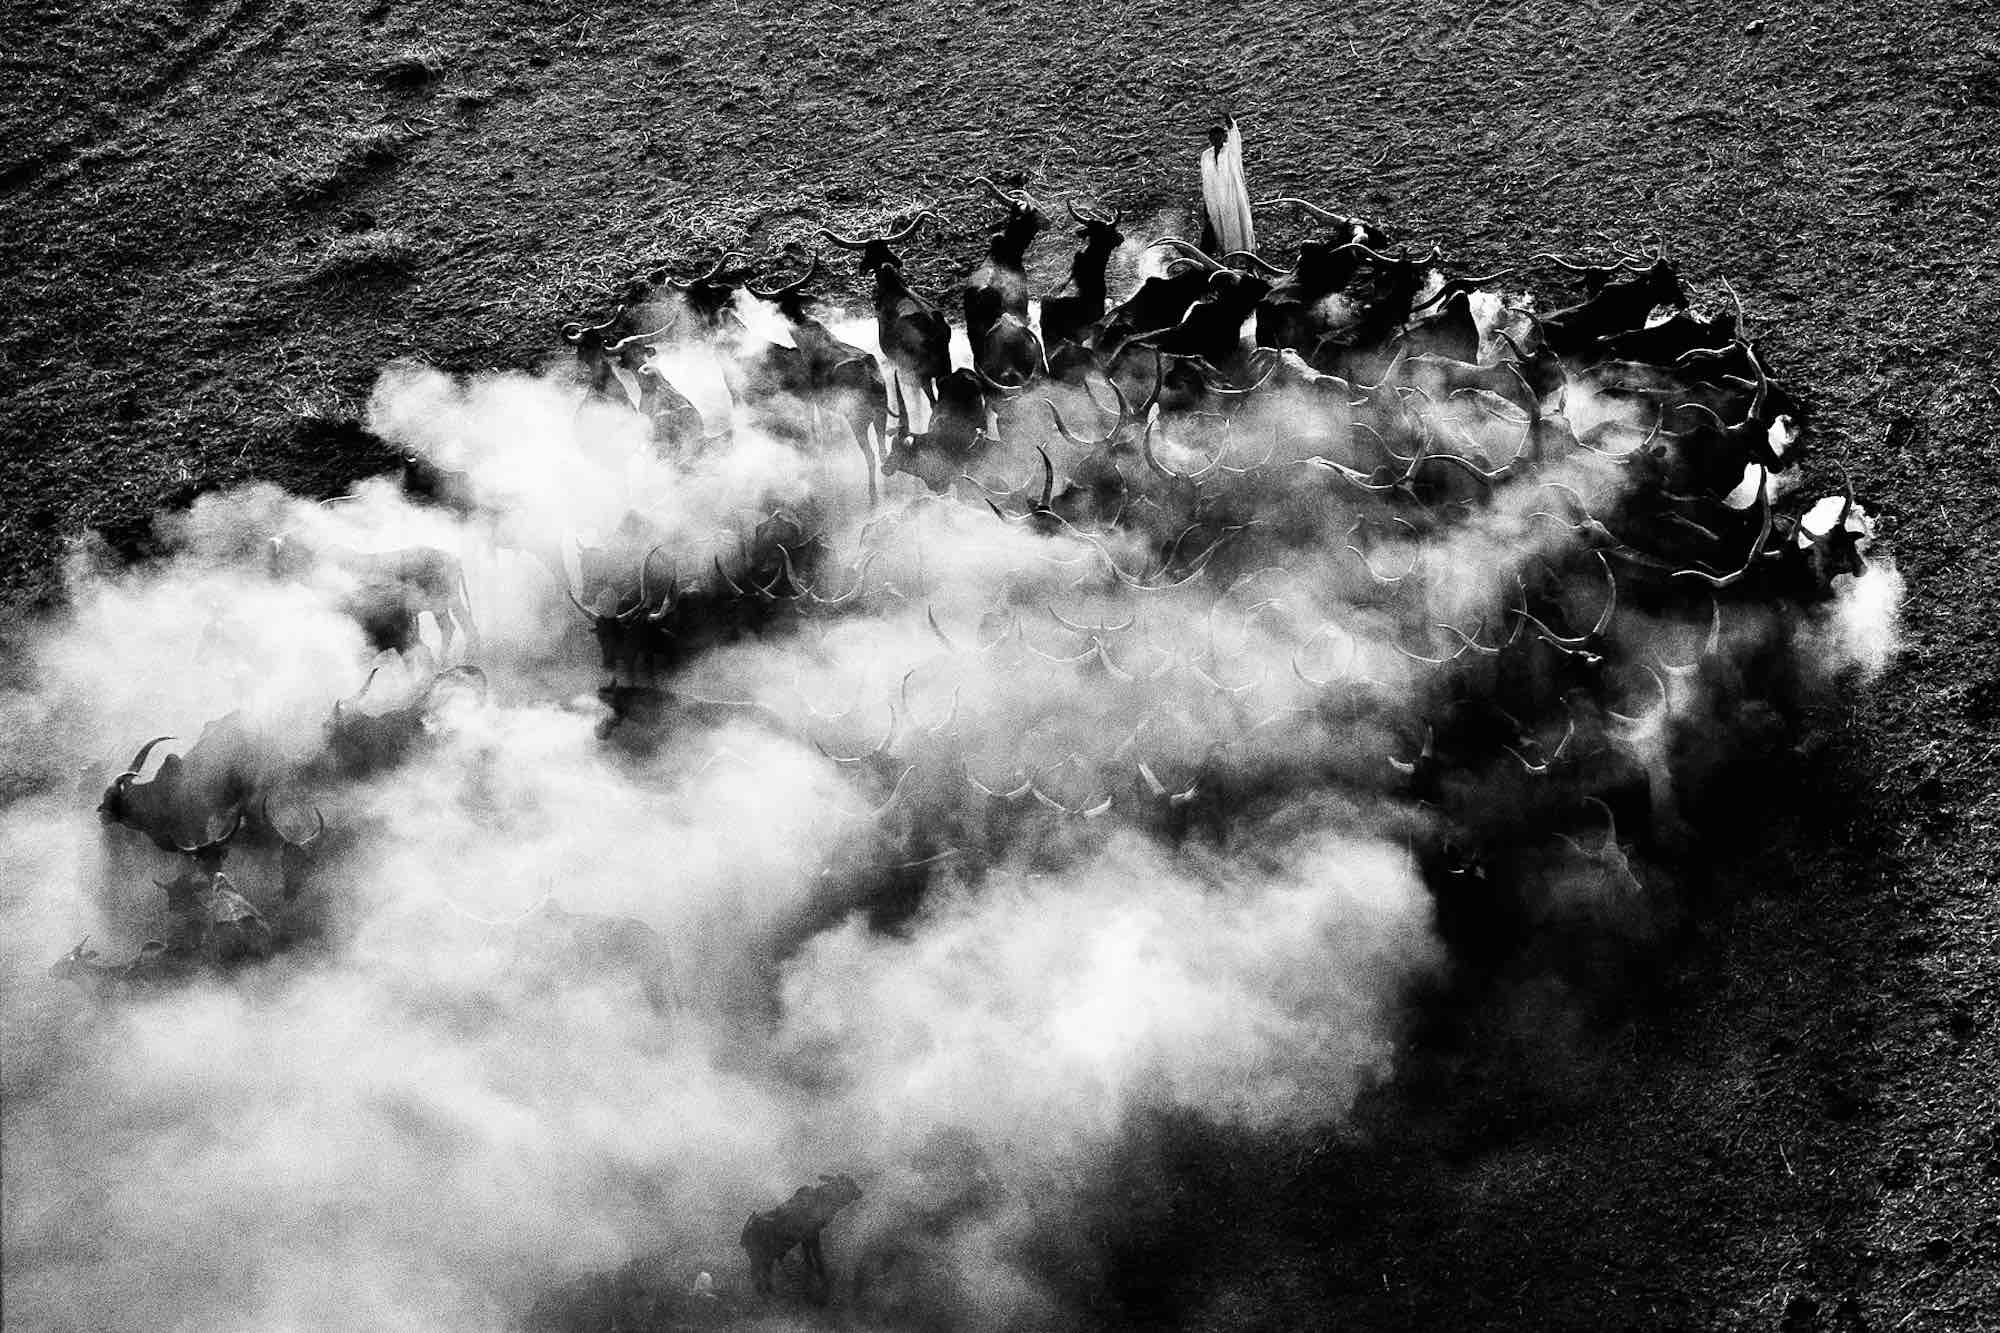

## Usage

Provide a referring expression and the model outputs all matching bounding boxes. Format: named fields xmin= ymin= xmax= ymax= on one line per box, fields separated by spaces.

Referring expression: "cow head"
xmin=264 ymin=800 xmax=326 ymax=901
xmin=815 ymin=1173 xmax=863 ymax=1211
xmin=175 ymin=808 xmax=244 ymax=872
xmin=97 ymin=735 xmax=175 ymax=822
xmin=818 ymin=212 xmax=936 ymax=276
xmin=748 ymin=256 xmax=824 ymax=325
xmin=973 ymin=177 xmax=1045 ymax=268
xmin=1066 ymin=200 xmax=1125 ymax=254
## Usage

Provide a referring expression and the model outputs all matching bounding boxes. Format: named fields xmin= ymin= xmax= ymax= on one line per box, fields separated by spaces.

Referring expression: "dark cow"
xmin=880 ymin=370 xmax=989 ymax=493
xmin=1128 ymin=242 xmax=1274 ymax=371
xmin=653 ymin=251 xmax=760 ymax=334
xmin=274 ymin=537 xmax=477 ymax=659
xmin=1041 ymin=201 xmax=1125 ymax=378
xmin=752 ymin=258 xmax=890 ymax=504
xmin=820 ymin=214 xmax=951 ymax=405
xmin=327 ymin=664 xmax=488 ymax=775
xmin=98 ymin=713 xmax=268 ymax=851
xmin=1090 ymin=260 xmax=1211 ymax=365
xmin=1246 ymin=196 xmax=1388 ymax=354
xmin=741 ymin=1173 xmax=864 ymax=1300
xmin=963 ymin=177 xmax=1046 ymax=387
xmin=1537 ymin=257 xmax=1686 ymax=361
xmin=149 ymin=812 xmax=278 ymax=966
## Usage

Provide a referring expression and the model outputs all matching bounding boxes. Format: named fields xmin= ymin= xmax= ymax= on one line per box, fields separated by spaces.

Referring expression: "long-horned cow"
xmin=1041 ymin=201 xmax=1125 ymax=379
xmin=741 ymin=1173 xmax=864 ymax=1300
xmin=818 ymin=213 xmax=951 ymax=406
xmin=963 ymin=177 xmax=1046 ymax=387
xmin=751 ymin=257 xmax=890 ymax=504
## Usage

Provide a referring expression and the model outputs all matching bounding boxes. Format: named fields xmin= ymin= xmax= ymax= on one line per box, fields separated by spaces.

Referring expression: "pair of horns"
xmin=261 ymin=797 xmax=326 ymax=849
xmin=817 ymin=211 xmax=938 ymax=250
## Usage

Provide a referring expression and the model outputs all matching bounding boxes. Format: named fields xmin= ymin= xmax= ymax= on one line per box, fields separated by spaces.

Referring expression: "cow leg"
xmin=850 ymin=413 xmax=879 ymax=508
xmin=802 ymin=1235 xmax=828 ymax=1302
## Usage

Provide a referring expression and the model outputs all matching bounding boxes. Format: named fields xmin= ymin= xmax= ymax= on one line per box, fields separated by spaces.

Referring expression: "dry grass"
xmin=303 ymin=227 xmax=419 ymax=283
xmin=368 ymin=44 xmax=450 ymax=91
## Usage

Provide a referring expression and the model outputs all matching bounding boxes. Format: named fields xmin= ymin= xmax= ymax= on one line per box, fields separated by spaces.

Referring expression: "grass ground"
xmin=3 ymin=0 xmax=1998 ymax=1326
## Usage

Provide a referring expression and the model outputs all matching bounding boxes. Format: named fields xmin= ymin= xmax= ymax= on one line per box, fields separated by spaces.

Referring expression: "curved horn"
xmin=176 ymin=807 xmax=244 ymax=857
xmin=120 ymin=735 xmax=175 ymax=779
xmin=262 ymin=797 xmax=327 ymax=848
xmin=1035 ymin=446 xmax=1055 ymax=510
xmin=817 ymin=226 xmax=872 ymax=251
xmin=1221 ymin=249 xmax=1289 ymax=276
xmin=973 ymin=176 xmax=1030 ymax=207
xmin=751 ymin=256 xmax=823 ymax=300
xmin=1252 ymin=197 xmax=1353 ymax=224
xmin=1150 ymin=238 xmax=1225 ymax=273
xmin=669 ymin=251 xmax=744 ymax=287
xmin=883 ymin=211 xmax=938 ymax=245
xmin=1044 ymin=398 xmax=1105 ymax=449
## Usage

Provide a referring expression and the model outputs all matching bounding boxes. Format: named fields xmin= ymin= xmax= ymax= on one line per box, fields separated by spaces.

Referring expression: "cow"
xmin=327 ymin=664 xmax=488 ymax=775
xmin=272 ymin=537 xmax=478 ymax=660
xmin=741 ymin=1173 xmax=864 ymax=1300
xmin=1040 ymin=201 xmax=1125 ymax=378
xmin=963 ymin=177 xmax=1046 ymax=387
xmin=98 ymin=714 xmax=269 ymax=852
xmin=148 ymin=812 xmax=278 ymax=966
xmin=49 ymin=938 xmax=180 ymax=992
xmin=880 ymin=370 xmax=989 ymax=493
xmin=1536 ymin=257 xmax=1687 ymax=362
xmin=263 ymin=800 xmax=326 ymax=902
xmin=633 ymin=361 xmax=709 ymax=455
xmin=653 ymin=251 xmax=759 ymax=335
xmin=1246 ymin=196 xmax=1389 ymax=354
xmin=751 ymin=257 xmax=890 ymax=504
xmin=818 ymin=213 xmax=952 ymax=404
xmin=510 ymin=899 xmax=681 ymax=1017
xmin=1126 ymin=242 xmax=1274 ymax=371
xmin=1089 ymin=260 xmax=1212 ymax=366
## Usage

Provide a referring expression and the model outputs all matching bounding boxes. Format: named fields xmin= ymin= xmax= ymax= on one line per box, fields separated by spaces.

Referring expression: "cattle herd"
xmin=60 ymin=163 xmax=1884 ymax=1307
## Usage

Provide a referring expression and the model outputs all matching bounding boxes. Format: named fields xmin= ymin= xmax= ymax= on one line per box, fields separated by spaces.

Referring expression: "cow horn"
xmin=1222 ymin=250 xmax=1289 ymax=276
xmin=120 ymin=736 xmax=175 ymax=779
xmin=1151 ymin=238 xmax=1225 ymax=272
xmin=176 ymin=807 xmax=244 ymax=857
xmin=670 ymin=252 xmax=743 ymax=287
xmin=883 ymin=211 xmax=937 ymax=245
xmin=973 ymin=176 xmax=1031 ymax=208
xmin=749 ymin=256 xmax=820 ymax=300
xmin=262 ymin=797 xmax=327 ymax=848
xmin=1253 ymin=197 xmax=1352 ymax=224
xmin=816 ymin=226 xmax=872 ymax=250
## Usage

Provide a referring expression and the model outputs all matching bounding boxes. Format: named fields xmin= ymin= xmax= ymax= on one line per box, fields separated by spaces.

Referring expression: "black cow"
xmin=742 ymin=1174 xmax=864 ymax=1300
xmin=963 ymin=177 xmax=1047 ymax=387
xmin=819 ymin=214 xmax=952 ymax=404
xmin=751 ymin=258 xmax=890 ymax=502
xmin=1537 ymin=258 xmax=1686 ymax=361
xmin=1041 ymin=202 xmax=1125 ymax=378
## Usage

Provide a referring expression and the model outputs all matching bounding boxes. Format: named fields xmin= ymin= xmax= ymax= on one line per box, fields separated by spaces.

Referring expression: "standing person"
xmin=1199 ymin=116 xmax=1255 ymax=257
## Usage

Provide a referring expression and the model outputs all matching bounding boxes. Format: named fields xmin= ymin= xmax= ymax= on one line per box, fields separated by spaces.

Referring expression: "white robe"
xmin=1200 ymin=117 xmax=1256 ymax=257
